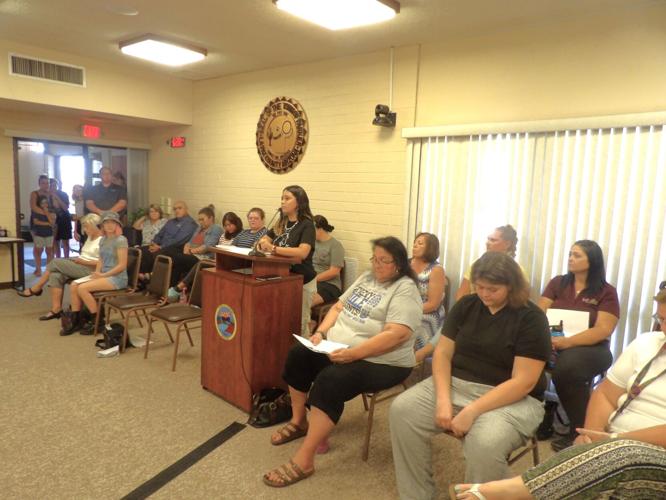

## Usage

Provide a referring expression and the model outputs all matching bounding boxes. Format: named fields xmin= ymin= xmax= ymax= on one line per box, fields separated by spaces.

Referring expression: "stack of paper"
xmin=293 ymin=334 xmax=349 ymax=354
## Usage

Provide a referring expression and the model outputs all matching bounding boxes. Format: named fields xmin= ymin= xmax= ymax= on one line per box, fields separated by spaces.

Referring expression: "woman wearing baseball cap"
xmin=61 ymin=211 xmax=128 ymax=336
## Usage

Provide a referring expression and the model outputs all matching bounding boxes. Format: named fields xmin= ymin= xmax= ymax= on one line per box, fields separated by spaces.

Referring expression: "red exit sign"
xmin=169 ymin=136 xmax=186 ymax=148
xmin=81 ymin=124 xmax=101 ymax=139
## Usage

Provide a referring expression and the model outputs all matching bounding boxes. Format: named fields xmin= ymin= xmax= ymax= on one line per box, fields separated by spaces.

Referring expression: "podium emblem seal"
xmin=215 ymin=304 xmax=237 ymax=341
xmin=256 ymin=96 xmax=308 ymax=174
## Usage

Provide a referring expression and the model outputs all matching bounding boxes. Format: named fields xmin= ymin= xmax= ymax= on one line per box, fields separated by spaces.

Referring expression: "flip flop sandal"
xmin=39 ymin=311 xmax=62 ymax=321
xmin=270 ymin=422 xmax=308 ymax=446
xmin=17 ymin=287 xmax=43 ymax=298
xmin=263 ymin=459 xmax=314 ymax=488
xmin=449 ymin=484 xmax=487 ymax=500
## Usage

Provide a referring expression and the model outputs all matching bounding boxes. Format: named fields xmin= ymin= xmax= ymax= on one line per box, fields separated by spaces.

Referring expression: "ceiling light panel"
xmin=119 ymin=36 xmax=207 ymax=66
xmin=274 ymin=0 xmax=399 ymax=30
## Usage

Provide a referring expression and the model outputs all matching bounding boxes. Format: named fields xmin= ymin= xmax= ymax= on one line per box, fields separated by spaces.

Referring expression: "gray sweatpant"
xmin=47 ymin=259 xmax=92 ymax=288
xmin=389 ymin=376 xmax=544 ymax=500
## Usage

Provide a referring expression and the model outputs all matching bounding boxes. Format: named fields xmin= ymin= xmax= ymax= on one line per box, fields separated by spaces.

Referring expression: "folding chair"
xmin=360 ymin=381 xmax=409 ymax=461
xmin=104 ymin=254 xmax=172 ymax=352
xmin=90 ymin=247 xmax=142 ymax=335
xmin=144 ymin=260 xmax=204 ymax=371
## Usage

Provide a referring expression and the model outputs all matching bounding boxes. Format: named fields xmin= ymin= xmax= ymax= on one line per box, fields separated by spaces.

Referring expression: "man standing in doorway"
xmin=84 ymin=166 xmax=127 ymax=217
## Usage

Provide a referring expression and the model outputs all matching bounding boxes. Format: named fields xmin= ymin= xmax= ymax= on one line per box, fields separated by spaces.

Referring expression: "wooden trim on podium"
xmin=210 ymin=246 xmax=301 ymax=277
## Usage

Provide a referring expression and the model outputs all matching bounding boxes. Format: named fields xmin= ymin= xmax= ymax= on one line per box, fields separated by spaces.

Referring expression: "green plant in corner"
xmin=128 ymin=207 xmax=147 ymax=226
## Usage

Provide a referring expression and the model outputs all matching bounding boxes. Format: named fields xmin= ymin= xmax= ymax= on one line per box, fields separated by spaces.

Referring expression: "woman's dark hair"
xmin=248 ymin=207 xmax=265 ymax=220
xmin=414 ymin=232 xmax=440 ymax=264
xmin=274 ymin=185 xmax=314 ymax=235
xmin=655 ymin=288 xmax=666 ymax=305
xmin=36 ymin=195 xmax=49 ymax=206
xmin=199 ymin=204 xmax=216 ymax=220
xmin=314 ymin=215 xmax=334 ymax=232
xmin=148 ymin=203 xmax=164 ymax=219
xmin=372 ymin=236 xmax=418 ymax=284
xmin=496 ymin=224 xmax=518 ymax=258
xmin=38 ymin=174 xmax=49 ymax=184
xmin=471 ymin=251 xmax=529 ymax=308
xmin=560 ymin=239 xmax=607 ymax=296
xmin=222 ymin=211 xmax=243 ymax=239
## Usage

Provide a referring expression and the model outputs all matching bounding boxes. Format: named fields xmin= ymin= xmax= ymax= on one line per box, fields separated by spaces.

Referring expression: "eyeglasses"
xmin=369 ymin=256 xmax=395 ymax=265
xmin=652 ymin=313 xmax=666 ymax=324
xmin=173 ymin=206 xmax=185 ymax=211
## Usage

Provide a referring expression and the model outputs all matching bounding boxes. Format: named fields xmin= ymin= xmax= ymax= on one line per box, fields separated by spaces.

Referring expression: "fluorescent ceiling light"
xmin=273 ymin=0 xmax=400 ymax=30
xmin=119 ymin=35 xmax=207 ymax=66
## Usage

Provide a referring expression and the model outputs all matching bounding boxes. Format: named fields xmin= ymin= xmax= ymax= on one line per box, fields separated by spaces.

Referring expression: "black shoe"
xmin=39 ymin=310 xmax=62 ymax=321
xmin=60 ymin=311 xmax=83 ymax=336
xmin=80 ymin=314 xmax=98 ymax=336
xmin=17 ymin=287 xmax=43 ymax=298
xmin=551 ymin=435 xmax=575 ymax=452
xmin=536 ymin=401 xmax=558 ymax=440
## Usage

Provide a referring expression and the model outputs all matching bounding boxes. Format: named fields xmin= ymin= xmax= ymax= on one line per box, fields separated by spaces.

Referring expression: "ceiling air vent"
xmin=9 ymin=53 xmax=86 ymax=87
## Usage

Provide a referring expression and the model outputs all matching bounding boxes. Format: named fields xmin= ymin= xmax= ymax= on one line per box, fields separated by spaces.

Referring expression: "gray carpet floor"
xmin=1 ymin=281 xmax=554 ymax=499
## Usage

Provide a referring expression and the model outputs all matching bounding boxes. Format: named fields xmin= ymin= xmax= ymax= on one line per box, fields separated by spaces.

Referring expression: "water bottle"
xmin=548 ymin=321 xmax=564 ymax=369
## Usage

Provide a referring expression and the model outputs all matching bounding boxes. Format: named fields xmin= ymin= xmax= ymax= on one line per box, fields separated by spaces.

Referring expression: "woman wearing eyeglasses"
xmin=450 ymin=289 xmax=666 ymax=500
xmin=262 ymin=236 xmax=422 ymax=488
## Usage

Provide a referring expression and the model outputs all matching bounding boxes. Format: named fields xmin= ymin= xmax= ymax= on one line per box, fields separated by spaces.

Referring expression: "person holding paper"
xmin=60 ymin=211 xmax=128 ymax=336
xmin=450 ymin=288 xmax=666 ymax=500
xmin=262 ymin=236 xmax=422 ymax=488
xmin=18 ymin=213 xmax=102 ymax=321
xmin=390 ymin=252 xmax=550 ymax=499
xmin=537 ymin=240 xmax=620 ymax=451
xmin=257 ymin=185 xmax=317 ymax=336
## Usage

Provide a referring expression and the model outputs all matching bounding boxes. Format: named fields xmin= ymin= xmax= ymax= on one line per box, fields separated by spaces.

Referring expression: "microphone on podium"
xmin=248 ymin=208 xmax=281 ymax=257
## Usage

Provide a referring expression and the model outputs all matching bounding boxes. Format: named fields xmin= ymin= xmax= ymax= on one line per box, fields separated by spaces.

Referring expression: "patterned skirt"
xmin=523 ymin=439 xmax=666 ymax=499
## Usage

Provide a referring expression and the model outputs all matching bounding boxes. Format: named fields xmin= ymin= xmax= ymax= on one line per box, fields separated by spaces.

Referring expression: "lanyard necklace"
xmin=610 ymin=342 xmax=666 ymax=423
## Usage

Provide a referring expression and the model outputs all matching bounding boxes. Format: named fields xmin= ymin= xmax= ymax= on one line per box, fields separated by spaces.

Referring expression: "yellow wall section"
xmin=416 ymin=7 xmax=666 ymax=125
xmin=0 ymin=39 xmax=193 ymax=125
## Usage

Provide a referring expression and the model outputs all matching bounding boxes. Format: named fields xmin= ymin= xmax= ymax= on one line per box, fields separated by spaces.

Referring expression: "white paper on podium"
xmin=293 ymin=334 xmax=349 ymax=354
xmin=546 ymin=309 xmax=590 ymax=337
xmin=217 ymin=245 xmax=252 ymax=256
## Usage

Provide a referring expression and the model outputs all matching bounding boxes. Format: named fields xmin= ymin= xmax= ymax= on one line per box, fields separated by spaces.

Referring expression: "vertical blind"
xmin=411 ymin=125 xmax=666 ymax=358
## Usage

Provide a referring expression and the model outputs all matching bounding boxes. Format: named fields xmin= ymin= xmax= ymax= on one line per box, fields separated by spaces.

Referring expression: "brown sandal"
xmin=263 ymin=459 xmax=314 ymax=488
xmin=270 ymin=422 xmax=308 ymax=446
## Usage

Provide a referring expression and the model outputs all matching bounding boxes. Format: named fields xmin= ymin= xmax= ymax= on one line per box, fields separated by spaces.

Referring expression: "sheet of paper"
xmin=292 ymin=334 xmax=349 ymax=354
xmin=217 ymin=245 xmax=252 ymax=256
xmin=73 ymin=275 xmax=93 ymax=284
xmin=546 ymin=308 xmax=590 ymax=337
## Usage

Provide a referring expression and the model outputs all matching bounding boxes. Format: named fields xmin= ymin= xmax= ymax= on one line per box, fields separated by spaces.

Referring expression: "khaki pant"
xmin=390 ymin=376 xmax=544 ymax=500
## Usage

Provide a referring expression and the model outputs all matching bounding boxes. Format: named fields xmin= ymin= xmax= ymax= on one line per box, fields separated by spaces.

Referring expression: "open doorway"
xmin=15 ymin=139 xmax=143 ymax=288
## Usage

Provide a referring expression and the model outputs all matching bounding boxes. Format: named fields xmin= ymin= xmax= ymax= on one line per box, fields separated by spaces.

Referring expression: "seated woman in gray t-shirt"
xmin=312 ymin=215 xmax=345 ymax=307
xmin=263 ymin=236 xmax=422 ymax=488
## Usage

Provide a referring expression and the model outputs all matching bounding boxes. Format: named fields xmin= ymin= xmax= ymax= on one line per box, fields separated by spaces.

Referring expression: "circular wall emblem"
xmin=256 ymin=96 xmax=308 ymax=174
xmin=215 ymin=304 xmax=237 ymax=341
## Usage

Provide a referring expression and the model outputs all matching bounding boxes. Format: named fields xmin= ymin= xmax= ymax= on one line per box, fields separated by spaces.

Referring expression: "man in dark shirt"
xmin=84 ymin=166 xmax=127 ymax=216
xmin=139 ymin=201 xmax=198 ymax=273
xmin=50 ymin=178 xmax=72 ymax=258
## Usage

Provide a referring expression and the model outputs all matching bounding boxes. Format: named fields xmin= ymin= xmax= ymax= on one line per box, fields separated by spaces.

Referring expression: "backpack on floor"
xmin=248 ymin=388 xmax=292 ymax=428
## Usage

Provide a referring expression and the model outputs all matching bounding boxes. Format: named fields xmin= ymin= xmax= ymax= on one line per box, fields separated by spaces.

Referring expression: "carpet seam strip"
xmin=121 ymin=421 xmax=246 ymax=499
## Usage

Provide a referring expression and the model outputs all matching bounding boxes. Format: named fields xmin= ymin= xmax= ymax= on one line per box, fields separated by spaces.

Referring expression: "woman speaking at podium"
xmin=258 ymin=185 xmax=317 ymax=336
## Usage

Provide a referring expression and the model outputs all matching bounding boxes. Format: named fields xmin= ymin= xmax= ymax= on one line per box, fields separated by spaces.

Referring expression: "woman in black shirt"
xmin=258 ymin=185 xmax=316 ymax=335
xmin=390 ymin=252 xmax=551 ymax=498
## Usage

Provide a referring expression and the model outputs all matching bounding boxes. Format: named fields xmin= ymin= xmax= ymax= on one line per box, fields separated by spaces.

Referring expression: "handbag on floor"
xmin=248 ymin=387 xmax=292 ymax=428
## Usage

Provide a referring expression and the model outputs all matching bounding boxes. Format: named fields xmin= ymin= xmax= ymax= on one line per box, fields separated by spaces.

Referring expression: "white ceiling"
xmin=0 ymin=0 xmax=655 ymax=81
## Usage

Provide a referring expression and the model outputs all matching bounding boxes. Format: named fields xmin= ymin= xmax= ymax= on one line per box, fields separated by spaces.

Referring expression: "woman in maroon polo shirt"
xmin=537 ymin=239 xmax=620 ymax=452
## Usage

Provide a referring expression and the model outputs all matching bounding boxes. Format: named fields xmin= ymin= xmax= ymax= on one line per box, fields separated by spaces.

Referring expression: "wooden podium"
xmin=201 ymin=247 xmax=303 ymax=412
